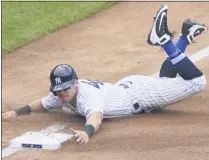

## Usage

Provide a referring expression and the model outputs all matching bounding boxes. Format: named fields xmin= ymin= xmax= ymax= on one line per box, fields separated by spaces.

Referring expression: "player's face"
xmin=56 ymin=81 xmax=78 ymax=103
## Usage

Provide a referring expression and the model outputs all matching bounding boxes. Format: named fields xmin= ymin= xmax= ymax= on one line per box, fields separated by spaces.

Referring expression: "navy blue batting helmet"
xmin=50 ymin=64 xmax=78 ymax=94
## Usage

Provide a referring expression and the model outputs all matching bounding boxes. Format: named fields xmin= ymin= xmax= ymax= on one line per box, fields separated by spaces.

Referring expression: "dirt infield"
xmin=2 ymin=2 xmax=209 ymax=160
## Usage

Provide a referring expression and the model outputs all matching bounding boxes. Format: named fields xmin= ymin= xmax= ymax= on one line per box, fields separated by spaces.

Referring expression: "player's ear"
xmin=73 ymin=80 xmax=79 ymax=93
xmin=74 ymin=80 xmax=79 ymax=88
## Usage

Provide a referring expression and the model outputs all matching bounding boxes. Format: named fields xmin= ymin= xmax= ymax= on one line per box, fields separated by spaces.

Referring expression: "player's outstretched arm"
xmin=71 ymin=111 xmax=103 ymax=144
xmin=2 ymin=99 xmax=47 ymax=120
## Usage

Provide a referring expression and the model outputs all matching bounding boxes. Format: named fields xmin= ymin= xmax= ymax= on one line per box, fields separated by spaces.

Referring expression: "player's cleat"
xmin=147 ymin=5 xmax=174 ymax=46
xmin=181 ymin=18 xmax=208 ymax=44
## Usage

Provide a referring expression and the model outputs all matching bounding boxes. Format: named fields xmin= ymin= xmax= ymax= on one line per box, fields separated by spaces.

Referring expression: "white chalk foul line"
xmin=189 ymin=46 xmax=209 ymax=62
xmin=2 ymin=123 xmax=68 ymax=158
xmin=2 ymin=46 xmax=209 ymax=158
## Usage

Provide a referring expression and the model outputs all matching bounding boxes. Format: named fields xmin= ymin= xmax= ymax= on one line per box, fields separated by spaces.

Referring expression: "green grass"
xmin=2 ymin=2 xmax=114 ymax=54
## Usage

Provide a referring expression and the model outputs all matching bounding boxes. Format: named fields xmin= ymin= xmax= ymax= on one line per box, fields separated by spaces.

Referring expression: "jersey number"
xmin=81 ymin=80 xmax=104 ymax=89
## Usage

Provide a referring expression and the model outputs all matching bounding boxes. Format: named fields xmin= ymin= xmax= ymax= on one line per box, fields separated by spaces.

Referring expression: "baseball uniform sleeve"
xmin=78 ymin=82 xmax=105 ymax=119
xmin=84 ymin=97 xmax=104 ymax=119
xmin=41 ymin=92 xmax=63 ymax=110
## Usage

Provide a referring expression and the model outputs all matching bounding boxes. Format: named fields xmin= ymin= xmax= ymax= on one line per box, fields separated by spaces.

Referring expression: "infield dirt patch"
xmin=2 ymin=2 xmax=209 ymax=160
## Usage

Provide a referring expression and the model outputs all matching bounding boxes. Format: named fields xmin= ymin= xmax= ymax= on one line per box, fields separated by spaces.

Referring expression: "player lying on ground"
xmin=2 ymin=5 xmax=207 ymax=144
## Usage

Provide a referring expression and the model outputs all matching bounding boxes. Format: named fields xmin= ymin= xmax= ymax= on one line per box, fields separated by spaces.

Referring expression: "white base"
xmin=9 ymin=132 xmax=73 ymax=150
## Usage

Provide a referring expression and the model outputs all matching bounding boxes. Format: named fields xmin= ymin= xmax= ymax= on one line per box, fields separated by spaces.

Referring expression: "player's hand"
xmin=2 ymin=111 xmax=18 ymax=120
xmin=70 ymin=128 xmax=89 ymax=144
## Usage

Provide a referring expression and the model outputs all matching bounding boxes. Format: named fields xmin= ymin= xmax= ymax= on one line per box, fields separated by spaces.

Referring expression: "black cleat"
xmin=147 ymin=5 xmax=174 ymax=46
xmin=181 ymin=18 xmax=208 ymax=44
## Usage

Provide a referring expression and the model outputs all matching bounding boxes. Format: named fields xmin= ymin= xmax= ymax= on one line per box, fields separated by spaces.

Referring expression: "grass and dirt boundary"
xmin=2 ymin=2 xmax=115 ymax=54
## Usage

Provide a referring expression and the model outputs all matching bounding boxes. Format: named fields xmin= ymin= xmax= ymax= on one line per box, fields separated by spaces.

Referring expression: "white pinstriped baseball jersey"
xmin=41 ymin=75 xmax=206 ymax=119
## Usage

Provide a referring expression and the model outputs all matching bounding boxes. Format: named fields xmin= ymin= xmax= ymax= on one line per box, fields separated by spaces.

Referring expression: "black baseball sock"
xmin=160 ymin=59 xmax=177 ymax=78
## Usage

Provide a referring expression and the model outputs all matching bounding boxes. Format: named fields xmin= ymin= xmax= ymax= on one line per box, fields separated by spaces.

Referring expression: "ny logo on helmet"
xmin=55 ymin=77 xmax=62 ymax=84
